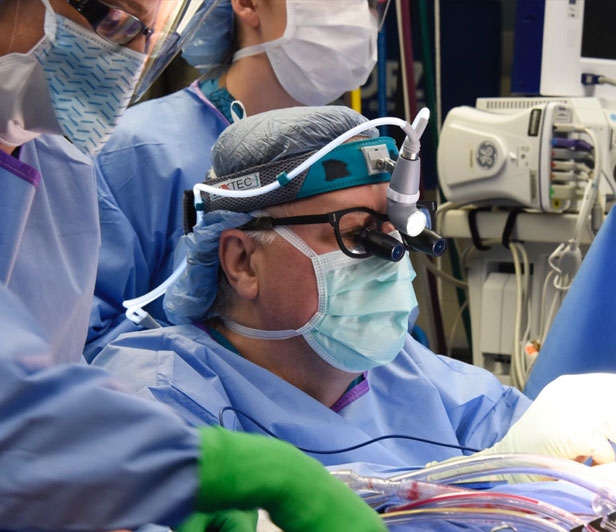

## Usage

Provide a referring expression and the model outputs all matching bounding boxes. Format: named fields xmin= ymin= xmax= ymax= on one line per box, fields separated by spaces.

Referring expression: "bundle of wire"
xmin=333 ymin=453 xmax=616 ymax=531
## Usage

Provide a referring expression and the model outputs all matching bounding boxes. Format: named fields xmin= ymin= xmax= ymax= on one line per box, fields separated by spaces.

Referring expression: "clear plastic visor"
xmin=126 ymin=0 xmax=221 ymax=101
xmin=56 ymin=0 xmax=222 ymax=102
xmin=369 ymin=0 xmax=392 ymax=29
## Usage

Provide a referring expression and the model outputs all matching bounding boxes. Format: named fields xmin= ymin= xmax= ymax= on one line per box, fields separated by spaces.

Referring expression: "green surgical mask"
xmin=224 ymin=226 xmax=418 ymax=372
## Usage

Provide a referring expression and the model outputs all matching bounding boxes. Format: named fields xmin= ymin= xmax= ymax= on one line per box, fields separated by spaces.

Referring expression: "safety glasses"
xmin=66 ymin=0 xmax=158 ymax=46
xmin=242 ymin=207 xmax=406 ymax=262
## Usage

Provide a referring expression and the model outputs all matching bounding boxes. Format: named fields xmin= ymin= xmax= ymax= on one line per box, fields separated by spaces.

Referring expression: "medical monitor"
xmin=512 ymin=0 xmax=616 ymax=101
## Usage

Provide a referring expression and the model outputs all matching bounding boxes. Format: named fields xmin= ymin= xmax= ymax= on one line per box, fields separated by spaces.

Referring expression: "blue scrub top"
xmin=94 ymin=325 xmax=604 ymax=520
xmin=2 ymin=136 xmax=99 ymax=360
xmin=0 ymin=136 xmax=200 ymax=530
xmin=88 ymin=83 xmax=229 ymax=360
xmin=93 ymin=325 xmax=531 ymax=468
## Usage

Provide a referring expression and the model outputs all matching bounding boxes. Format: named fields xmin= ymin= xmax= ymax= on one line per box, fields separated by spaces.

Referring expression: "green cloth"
xmin=177 ymin=509 xmax=258 ymax=532
xmin=195 ymin=426 xmax=387 ymax=532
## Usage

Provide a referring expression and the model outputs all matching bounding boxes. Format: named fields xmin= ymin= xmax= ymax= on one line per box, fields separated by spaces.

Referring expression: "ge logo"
xmin=476 ymin=141 xmax=497 ymax=169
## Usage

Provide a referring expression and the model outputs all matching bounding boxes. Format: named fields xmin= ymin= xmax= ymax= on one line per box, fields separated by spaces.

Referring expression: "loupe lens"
xmin=400 ymin=228 xmax=447 ymax=257
xmin=360 ymin=229 xmax=405 ymax=262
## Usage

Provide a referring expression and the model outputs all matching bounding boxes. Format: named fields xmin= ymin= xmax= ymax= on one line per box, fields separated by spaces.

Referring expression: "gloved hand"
xmin=196 ymin=427 xmax=387 ymax=532
xmin=177 ymin=509 xmax=258 ymax=532
xmin=482 ymin=373 xmax=616 ymax=464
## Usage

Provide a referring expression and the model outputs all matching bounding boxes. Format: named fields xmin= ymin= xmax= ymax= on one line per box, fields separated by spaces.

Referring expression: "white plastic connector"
xmin=361 ymin=143 xmax=392 ymax=175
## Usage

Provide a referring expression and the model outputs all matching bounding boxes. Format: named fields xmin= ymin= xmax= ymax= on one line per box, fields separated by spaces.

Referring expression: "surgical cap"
xmin=181 ymin=0 xmax=234 ymax=75
xmin=164 ymin=210 xmax=253 ymax=325
xmin=211 ymin=105 xmax=378 ymax=175
xmin=204 ymin=105 xmax=392 ymax=213
xmin=164 ymin=105 xmax=396 ymax=325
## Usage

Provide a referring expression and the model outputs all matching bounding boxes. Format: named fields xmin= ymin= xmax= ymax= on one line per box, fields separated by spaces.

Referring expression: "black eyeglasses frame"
xmin=241 ymin=207 xmax=394 ymax=260
xmin=66 ymin=0 xmax=153 ymax=46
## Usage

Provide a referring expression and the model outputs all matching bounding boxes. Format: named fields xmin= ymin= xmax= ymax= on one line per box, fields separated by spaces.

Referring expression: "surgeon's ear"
xmin=219 ymin=229 xmax=259 ymax=300
xmin=231 ymin=0 xmax=259 ymax=28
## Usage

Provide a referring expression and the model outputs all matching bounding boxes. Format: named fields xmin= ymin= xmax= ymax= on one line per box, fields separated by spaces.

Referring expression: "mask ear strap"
xmin=232 ymin=41 xmax=271 ymax=61
xmin=273 ymin=226 xmax=316 ymax=258
xmin=39 ymin=0 xmax=58 ymax=41
xmin=230 ymin=100 xmax=246 ymax=123
xmin=223 ymin=319 xmax=301 ymax=340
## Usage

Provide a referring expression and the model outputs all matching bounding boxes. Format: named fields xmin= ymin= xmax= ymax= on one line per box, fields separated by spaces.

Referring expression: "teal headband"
xmin=202 ymin=136 xmax=399 ymax=214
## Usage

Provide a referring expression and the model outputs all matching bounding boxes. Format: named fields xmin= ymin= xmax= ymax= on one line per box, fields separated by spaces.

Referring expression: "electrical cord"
xmin=582 ymin=73 xmax=616 ymax=87
xmin=417 ymin=250 xmax=469 ymax=358
xmin=539 ymin=270 xmax=565 ymax=346
xmin=460 ymin=237 xmax=534 ymax=389
xmin=446 ymin=299 xmax=468 ymax=358
xmin=419 ymin=251 xmax=469 ymax=289
xmin=218 ymin=406 xmax=481 ymax=455
xmin=546 ymin=127 xmax=602 ymax=295
xmin=509 ymin=241 xmax=532 ymax=390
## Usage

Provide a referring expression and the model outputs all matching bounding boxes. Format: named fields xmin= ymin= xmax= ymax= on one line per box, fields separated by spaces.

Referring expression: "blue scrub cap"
xmin=181 ymin=0 xmax=234 ymax=74
xmin=164 ymin=105 xmax=398 ymax=325
xmin=164 ymin=210 xmax=253 ymax=325
xmin=211 ymin=105 xmax=378 ymax=174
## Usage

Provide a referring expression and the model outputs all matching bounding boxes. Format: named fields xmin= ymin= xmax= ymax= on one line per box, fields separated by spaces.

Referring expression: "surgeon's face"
xmin=254 ymin=182 xmax=391 ymax=331
xmin=0 ymin=0 xmax=159 ymax=56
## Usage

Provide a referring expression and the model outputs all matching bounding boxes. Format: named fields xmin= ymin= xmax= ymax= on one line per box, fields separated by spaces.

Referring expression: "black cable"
xmin=218 ymin=406 xmax=481 ymax=455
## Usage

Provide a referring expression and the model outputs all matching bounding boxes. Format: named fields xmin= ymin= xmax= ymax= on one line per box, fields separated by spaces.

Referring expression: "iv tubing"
xmin=389 ymin=453 xmax=616 ymax=517
xmin=335 ymin=469 xmax=586 ymax=529
xmin=381 ymin=506 xmax=573 ymax=532
xmin=395 ymin=491 xmax=586 ymax=529
xmin=123 ymin=257 xmax=187 ymax=314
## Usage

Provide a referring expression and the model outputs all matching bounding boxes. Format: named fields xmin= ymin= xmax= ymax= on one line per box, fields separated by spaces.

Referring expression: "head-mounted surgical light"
xmin=122 ymin=108 xmax=446 ymax=326
xmin=193 ymin=108 xmax=433 ymax=237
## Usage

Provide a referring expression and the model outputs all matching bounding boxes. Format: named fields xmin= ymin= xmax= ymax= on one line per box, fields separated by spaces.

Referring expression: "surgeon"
xmin=94 ymin=105 xmax=616 ymax=477
xmin=0 ymin=2 xmax=387 ymax=530
xmin=87 ymin=0 xmax=387 ymax=359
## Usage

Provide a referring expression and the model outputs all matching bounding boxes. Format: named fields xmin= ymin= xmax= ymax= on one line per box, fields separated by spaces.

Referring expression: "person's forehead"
xmin=282 ymin=183 xmax=389 ymax=216
xmin=116 ymin=0 xmax=157 ymax=20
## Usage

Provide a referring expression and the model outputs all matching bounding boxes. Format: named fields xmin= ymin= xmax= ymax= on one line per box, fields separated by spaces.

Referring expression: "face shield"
xmin=369 ymin=0 xmax=392 ymax=30
xmin=65 ymin=0 xmax=221 ymax=102
xmin=0 ymin=0 xmax=219 ymax=153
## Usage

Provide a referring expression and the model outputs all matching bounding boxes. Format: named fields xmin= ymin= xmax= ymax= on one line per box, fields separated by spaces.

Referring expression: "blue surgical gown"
xmin=88 ymin=82 xmax=229 ymax=360
xmin=93 ymin=325 xmax=605 ymax=521
xmin=93 ymin=324 xmax=531 ymax=467
xmin=525 ymin=206 xmax=616 ymax=398
xmin=0 ymin=137 xmax=201 ymax=530
xmin=2 ymin=136 xmax=99 ymax=360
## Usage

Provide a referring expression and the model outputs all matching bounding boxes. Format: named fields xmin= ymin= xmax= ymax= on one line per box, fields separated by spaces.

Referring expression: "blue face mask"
xmin=32 ymin=2 xmax=146 ymax=154
xmin=224 ymin=226 xmax=418 ymax=373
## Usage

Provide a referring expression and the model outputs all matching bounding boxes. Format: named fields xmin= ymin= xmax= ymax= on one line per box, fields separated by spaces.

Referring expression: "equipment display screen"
xmin=581 ymin=0 xmax=616 ymax=60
